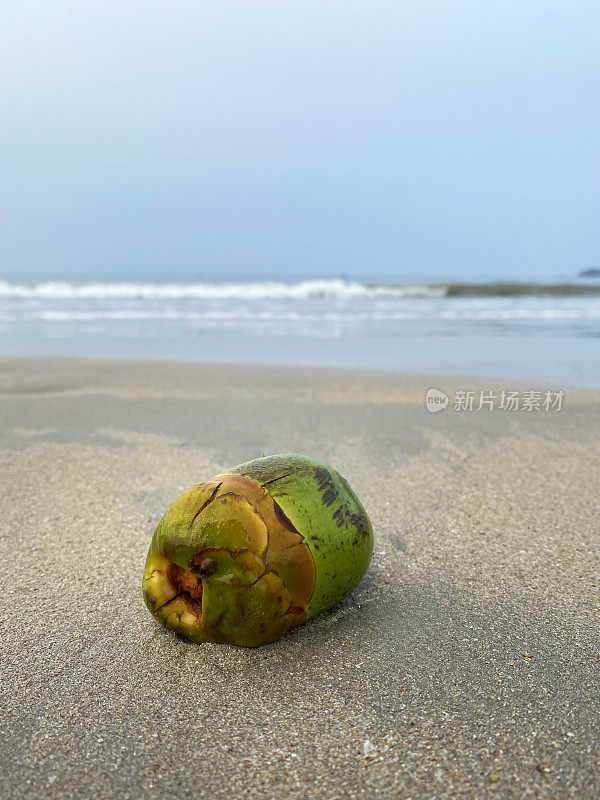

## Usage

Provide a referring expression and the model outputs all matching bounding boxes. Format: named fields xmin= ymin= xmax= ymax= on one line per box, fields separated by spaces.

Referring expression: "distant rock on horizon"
xmin=578 ymin=267 xmax=600 ymax=279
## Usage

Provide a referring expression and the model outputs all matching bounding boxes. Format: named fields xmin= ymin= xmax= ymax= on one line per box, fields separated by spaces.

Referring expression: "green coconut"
xmin=142 ymin=454 xmax=373 ymax=647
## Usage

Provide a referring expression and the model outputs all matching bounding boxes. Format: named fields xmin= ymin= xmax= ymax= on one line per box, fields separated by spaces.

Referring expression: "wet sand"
xmin=1 ymin=356 xmax=598 ymax=799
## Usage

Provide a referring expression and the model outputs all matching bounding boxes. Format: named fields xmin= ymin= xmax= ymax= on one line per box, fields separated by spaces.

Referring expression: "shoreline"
xmin=2 ymin=351 xmax=599 ymax=393
xmin=2 ymin=356 xmax=599 ymax=799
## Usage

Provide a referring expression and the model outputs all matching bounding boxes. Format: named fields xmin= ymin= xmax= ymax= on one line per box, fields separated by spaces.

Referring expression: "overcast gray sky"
xmin=2 ymin=0 xmax=599 ymax=283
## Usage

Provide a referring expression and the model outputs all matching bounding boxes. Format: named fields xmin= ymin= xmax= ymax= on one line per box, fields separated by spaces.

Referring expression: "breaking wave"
xmin=0 ymin=279 xmax=445 ymax=300
xmin=3 ymin=278 xmax=598 ymax=301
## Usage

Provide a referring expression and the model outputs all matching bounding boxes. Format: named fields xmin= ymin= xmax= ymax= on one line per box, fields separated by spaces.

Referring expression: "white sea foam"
xmin=1 ymin=279 xmax=598 ymax=345
xmin=0 ymin=279 xmax=445 ymax=300
xmin=0 ymin=307 xmax=598 ymax=322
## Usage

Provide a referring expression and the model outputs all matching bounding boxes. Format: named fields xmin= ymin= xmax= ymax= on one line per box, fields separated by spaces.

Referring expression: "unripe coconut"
xmin=142 ymin=454 xmax=373 ymax=647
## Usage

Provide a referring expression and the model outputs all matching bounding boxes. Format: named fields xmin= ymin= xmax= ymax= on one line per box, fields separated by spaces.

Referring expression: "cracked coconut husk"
xmin=143 ymin=455 xmax=373 ymax=647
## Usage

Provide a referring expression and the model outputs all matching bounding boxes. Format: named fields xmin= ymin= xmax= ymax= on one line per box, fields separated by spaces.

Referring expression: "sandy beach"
xmin=1 ymin=355 xmax=598 ymax=800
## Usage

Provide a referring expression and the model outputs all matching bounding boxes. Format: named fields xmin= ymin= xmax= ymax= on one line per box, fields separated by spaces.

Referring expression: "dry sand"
xmin=1 ymin=356 xmax=598 ymax=800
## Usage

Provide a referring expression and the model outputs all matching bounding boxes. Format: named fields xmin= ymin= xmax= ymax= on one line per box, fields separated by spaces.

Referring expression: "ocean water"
xmin=0 ymin=279 xmax=599 ymax=387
